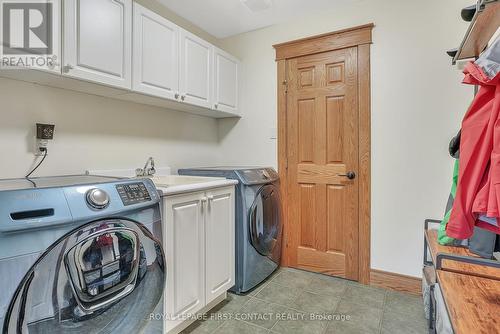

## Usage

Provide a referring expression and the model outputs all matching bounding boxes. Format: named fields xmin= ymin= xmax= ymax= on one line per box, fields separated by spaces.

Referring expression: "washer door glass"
xmin=4 ymin=219 xmax=165 ymax=334
xmin=249 ymin=185 xmax=282 ymax=256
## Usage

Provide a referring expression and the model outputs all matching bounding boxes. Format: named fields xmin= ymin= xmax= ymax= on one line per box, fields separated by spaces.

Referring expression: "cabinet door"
xmin=179 ymin=29 xmax=212 ymax=108
xmin=213 ymin=48 xmax=239 ymax=114
xmin=133 ymin=3 xmax=179 ymax=100
xmin=164 ymin=192 xmax=205 ymax=322
xmin=205 ymin=186 xmax=235 ymax=304
xmin=63 ymin=0 xmax=132 ymax=89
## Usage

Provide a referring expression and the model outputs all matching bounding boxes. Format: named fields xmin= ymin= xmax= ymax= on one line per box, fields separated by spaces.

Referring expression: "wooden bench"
xmin=424 ymin=226 xmax=500 ymax=334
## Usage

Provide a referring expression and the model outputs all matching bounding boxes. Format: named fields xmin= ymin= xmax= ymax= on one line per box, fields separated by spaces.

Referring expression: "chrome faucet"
xmin=136 ymin=157 xmax=156 ymax=177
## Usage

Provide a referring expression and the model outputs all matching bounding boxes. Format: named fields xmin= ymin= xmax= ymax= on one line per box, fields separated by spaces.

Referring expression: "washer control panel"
xmin=116 ymin=182 xmax=151 ymax=206
xmin=86 ymin=188 xmax=110 ymax=209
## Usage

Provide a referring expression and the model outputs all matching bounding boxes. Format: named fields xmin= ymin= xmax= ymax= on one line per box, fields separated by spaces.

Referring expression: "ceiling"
xmin=157 ymin=0 xmax=358 ymax=39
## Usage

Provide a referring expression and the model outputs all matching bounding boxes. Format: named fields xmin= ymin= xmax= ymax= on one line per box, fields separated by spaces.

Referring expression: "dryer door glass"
xmin=4 ymin=219 xmax=165 ymax=334
xmin=249 ymin=185 xmax=282 ymax=256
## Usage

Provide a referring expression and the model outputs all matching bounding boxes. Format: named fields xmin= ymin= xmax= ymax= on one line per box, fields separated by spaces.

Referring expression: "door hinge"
xmin=282 ymin=80 xmax=288 ymax=93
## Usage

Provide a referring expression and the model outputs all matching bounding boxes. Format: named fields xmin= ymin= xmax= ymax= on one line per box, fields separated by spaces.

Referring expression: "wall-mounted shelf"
xmin=453 ymin=0 xmax=500 ymax=64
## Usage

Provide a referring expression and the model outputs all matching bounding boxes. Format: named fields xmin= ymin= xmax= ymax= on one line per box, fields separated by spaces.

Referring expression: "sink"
xmin=148 ymin=175 xmax=225 ymax=187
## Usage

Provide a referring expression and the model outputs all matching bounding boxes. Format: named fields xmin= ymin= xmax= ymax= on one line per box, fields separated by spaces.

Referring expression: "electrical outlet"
xmin=35 ymin=123 xmax=55 ymax=155
xmin=269 ymin=127 xmax=277 ymax=140
xmin=35 ymin=140 xmax=48 ymax=156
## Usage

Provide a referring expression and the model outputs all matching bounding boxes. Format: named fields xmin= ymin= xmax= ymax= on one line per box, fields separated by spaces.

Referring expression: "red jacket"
xmin=446 ymin=62 xmax=500 ymax=239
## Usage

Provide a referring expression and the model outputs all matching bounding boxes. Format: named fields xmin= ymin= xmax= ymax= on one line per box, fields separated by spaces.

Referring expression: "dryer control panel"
xmin=236 ymin=168 xmax=279 ymax=185
xmin=116 ymin=182 xmax=152 ymax=206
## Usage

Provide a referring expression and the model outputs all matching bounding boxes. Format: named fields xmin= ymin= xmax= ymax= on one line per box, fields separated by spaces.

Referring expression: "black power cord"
xmin=26 ymin=148 xmax=48 ymax=180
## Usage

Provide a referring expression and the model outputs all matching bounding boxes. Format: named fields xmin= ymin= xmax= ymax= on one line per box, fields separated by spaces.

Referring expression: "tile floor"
xmin=182 ymin=268 xmax=427 ymax=334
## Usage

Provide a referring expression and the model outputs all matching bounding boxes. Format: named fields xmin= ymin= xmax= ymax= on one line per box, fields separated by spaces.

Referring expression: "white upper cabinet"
xmin=133 ymin=3 xmax=179 ymax=100
xmin=179 ymin=29 xmax=213 ymax=109
xmin=213 ymin=48 xmax=239 ymax=115
xmin=63 ymin=0 xmax=132 ymax=89
xmin=37 ymin=0 xmax=62 ymax=74
xmin=1 ymin=0 xmax=240 ymax=117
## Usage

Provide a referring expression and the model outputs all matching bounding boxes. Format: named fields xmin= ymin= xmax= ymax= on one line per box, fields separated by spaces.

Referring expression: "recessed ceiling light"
xmin=241 ymin=0 xmax=272 ymax=12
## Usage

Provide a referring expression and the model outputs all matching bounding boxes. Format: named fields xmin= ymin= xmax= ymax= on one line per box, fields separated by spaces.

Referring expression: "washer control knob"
xmin=86 ymin=188 xmax=110 ymax=209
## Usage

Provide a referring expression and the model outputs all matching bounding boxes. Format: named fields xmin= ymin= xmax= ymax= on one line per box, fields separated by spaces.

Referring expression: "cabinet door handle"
xmin=200 ymin=197 xmax=207 ymax=213
xmin=48 ymin=61 xmax=60 ymax=70
xmin=206 ymin=195 xmax=214 ymax=209
xmin=174 ymin=93 xmax=179 ymax=99
xmin=63 ymin=64 xmax=73 ymax=73
xmin=214 ymin=104 xmax=218 ymax=109
xmin=181 ymin=95 xmax=186 ymax=101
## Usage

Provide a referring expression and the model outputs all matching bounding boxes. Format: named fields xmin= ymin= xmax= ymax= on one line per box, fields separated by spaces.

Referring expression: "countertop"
xmin=151 ymin=176 xmax=238 ymax=196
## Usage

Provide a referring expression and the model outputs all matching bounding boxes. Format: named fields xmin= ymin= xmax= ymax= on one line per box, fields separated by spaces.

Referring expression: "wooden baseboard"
xmin=369 ymin=269 xmax=422 ymax=295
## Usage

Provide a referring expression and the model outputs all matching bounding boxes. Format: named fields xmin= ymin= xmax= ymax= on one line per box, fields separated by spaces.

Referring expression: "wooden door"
xmin=286 ymin=47 xmax=359 ymax=280
xmin=205 ymin=186 xmax=235 ymax=304
xmin=164 ymin=191 xmax=205 ymax=330
xmin=213 ymin=47 xmax=239 ymax=114
xmin=132 ymin=3 xmax=179 ymax=100
xmin=179 ymin=29 xmax=213 ymax=108
xmin=63 ymin=0 xmax=132 ymax=89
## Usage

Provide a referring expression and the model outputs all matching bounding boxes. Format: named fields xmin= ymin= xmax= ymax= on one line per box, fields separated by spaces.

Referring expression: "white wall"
xmin=136 ymin=0 xmax=220 ymax=46
xmin=0 ymin=78 xmax=220 ymax=178
xmin=217 ymin=0 xmax=473 ymax=277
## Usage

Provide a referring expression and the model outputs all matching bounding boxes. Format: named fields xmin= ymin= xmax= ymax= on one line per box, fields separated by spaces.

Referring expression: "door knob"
xmin=339 ymin=171 xmax=356 ymax=180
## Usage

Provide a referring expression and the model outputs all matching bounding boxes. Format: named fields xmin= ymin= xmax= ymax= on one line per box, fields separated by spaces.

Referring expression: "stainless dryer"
xmin=179 ymin=167 xmax=282 ymax=294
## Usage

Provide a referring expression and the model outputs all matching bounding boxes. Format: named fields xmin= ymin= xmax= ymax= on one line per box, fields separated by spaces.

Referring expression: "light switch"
xmin=269 ymin=127 xmax=277 ymax=140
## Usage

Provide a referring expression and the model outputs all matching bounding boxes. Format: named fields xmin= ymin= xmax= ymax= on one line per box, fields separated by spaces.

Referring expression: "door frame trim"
xmin=273 ymin=23 xmax=373 ymax=284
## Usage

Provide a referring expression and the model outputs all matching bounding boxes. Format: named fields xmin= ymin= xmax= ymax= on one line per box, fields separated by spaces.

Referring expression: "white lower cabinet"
xmin=164 ymin=192 xmax=206 ymax=326
xmin=163 ymin=186 xmax=235 ymax=333
xmin=205 ymin=187 xmax=235 ymax=304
